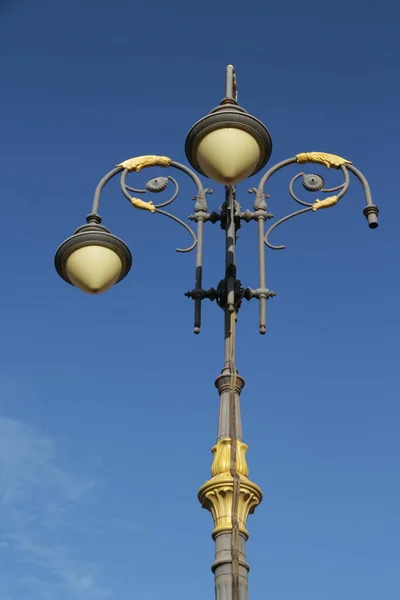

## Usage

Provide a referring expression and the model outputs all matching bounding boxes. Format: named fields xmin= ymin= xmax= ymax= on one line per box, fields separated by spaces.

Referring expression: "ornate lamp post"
xmin=55 ymin=65 xmax=379 ymax=600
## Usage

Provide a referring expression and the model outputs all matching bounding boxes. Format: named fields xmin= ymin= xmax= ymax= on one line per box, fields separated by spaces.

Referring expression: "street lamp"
xmin=55 ymin=65 xmax=379 ymax=600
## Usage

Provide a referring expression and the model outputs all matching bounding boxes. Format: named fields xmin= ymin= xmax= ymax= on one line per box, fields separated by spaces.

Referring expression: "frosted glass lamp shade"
xmin=65 ymin=245 xmax=123 ymax=294
xmin=195 ymin=127 xmax=262 ymax=185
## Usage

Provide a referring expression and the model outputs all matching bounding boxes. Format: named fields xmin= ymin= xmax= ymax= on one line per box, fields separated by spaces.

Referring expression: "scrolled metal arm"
xmin=91 ymin=156 xmax=208 ymax=247
xmin=90 ymin=155 xmax=213 ymax=333
xmin=239 ymin=152 xmax=379 ymax=334
xmin=264 ymin=165 xmax=350 ymax=250
xmin=119 ymin=170 xmax=197 ymax=253
xmin=256 ymin=152 xmax=379 ymax=251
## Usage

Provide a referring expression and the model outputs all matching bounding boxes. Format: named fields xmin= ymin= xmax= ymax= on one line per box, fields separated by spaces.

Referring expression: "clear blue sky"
xmin=0 ymin=1 xmax=398 ymax=599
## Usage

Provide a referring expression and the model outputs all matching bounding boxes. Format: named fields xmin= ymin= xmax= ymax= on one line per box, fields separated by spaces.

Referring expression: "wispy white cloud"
xmin=0 ymin=415 xmax=112 ymax=600
xmin=5 ymin=535 xmax=112 ymax=599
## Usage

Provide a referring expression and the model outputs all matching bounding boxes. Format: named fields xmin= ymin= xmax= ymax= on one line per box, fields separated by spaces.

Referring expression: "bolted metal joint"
xmin=216 ymin=278 xmax=244 ymax=312
xmin=240 ymin=209 xmax=274 ymax=223
xmin=185 ymin=288 xmax=218 ymax=301
xmin=208 ymin=211 xmax=223 ymax=224
xmin=188 ymin=211 xmax=221 ymax=224
xmin=220 ymin=202 xmax=242 ymax=232
xmin=244 ymin=287 xmax=276 ymax=301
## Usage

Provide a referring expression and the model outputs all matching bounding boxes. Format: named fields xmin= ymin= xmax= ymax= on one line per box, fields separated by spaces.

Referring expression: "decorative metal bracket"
xmin=119 ymin=165 xmax=198 ymax=253
xmin=89 ymin=155 xmax=217 ymax=334
xmin=185 ymin=278 xmax=276 ymax=315
xmin=253 ymin=152 xmax=379 ymax=251
xmin=84 ymin=150 xmax=378 ymax=337
xmin=185 ymin=273 xmax=244 ymax=313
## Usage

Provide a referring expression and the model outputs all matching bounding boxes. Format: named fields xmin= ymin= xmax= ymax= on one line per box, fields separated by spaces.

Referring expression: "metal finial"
xmin=225 ymin=65 xmax=238 ymax=103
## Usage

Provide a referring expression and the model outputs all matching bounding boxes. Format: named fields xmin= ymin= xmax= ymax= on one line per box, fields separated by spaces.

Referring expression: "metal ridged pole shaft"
xmin=212 ymin=186 xmax=249 ymax=600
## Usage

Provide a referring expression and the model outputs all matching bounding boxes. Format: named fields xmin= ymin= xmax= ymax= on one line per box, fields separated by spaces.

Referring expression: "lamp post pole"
xmin=199 ymin=182 xmax=258 ymax=600
xmin=55 ymin=66 xmax=379 ymax=600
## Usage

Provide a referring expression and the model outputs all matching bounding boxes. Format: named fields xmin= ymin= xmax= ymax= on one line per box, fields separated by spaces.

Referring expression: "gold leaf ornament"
xmin=198 ymin=476 xmax=262 ymax=538
xmin=296 ymin=152 xmax=352 ymax=169
xmin=198 ymin=438 xmax=262 ymax=538
xmin=117 ymin=155 xmax=172 ymax=172
xmin=116 ymin=155 xmax=171 ymax=212
xmin=312 ymin=195 xmax=339 ymax=212
xmin=129 ymin=197 xmax=156 ymax=213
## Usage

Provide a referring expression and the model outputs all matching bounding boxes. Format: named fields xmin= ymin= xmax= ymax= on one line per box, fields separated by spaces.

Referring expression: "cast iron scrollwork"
xmin=254 ymin=152 xmax=379 ymax=251
xmin=91 ymin=155 xmax=213 ymax=254
xmin=120 ymin=170 xmax=198 ymax=253
xmin=89 ymin=155 xmax=215 ymax=334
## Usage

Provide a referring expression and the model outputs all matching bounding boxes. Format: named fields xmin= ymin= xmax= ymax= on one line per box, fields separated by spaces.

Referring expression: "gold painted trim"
xmin=199 ymin=438 xmax=262 ymax=538
xmin=198 ymin=473 xmax=262 ymax=539
xmin=296 ymin=152 xmax=352 ymax=169
xmin=312 ymin=195 xmax=339 ymax=212
xmin=116 ymin=155 xmax=171 ymax=172
xmin=211 ymin=438 xmax=249 ymax=478
xmin=129 ymin=197 xmax=156 ymax=213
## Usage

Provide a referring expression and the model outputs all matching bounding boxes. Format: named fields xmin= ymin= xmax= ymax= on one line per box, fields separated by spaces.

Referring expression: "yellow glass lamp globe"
xmin=65 ymin=244 xmax=124 ymax=294
xmin=195 ymin=127 xmax=262 ymax=185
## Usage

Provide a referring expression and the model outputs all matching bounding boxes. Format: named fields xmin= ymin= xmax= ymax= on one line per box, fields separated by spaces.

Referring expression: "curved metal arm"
xmin=347 ymin=164 xmax=379 ymax=228
xmin=92 ymin=167 xmax=123 ymax=215
xmin=265 ymin=207 xmax=313 ymax=250
xmin=89 ymin=155 xmax=211 ymax=333
xmin=90 ymin=156 xmax=209 ymax=249
xmin=243 ymin=151 xmax=379 ymax=333
xmin=258 ymin=152 xmax=378 ymax=251
xmin=264 ymin=164 xmax=351 ymax=249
